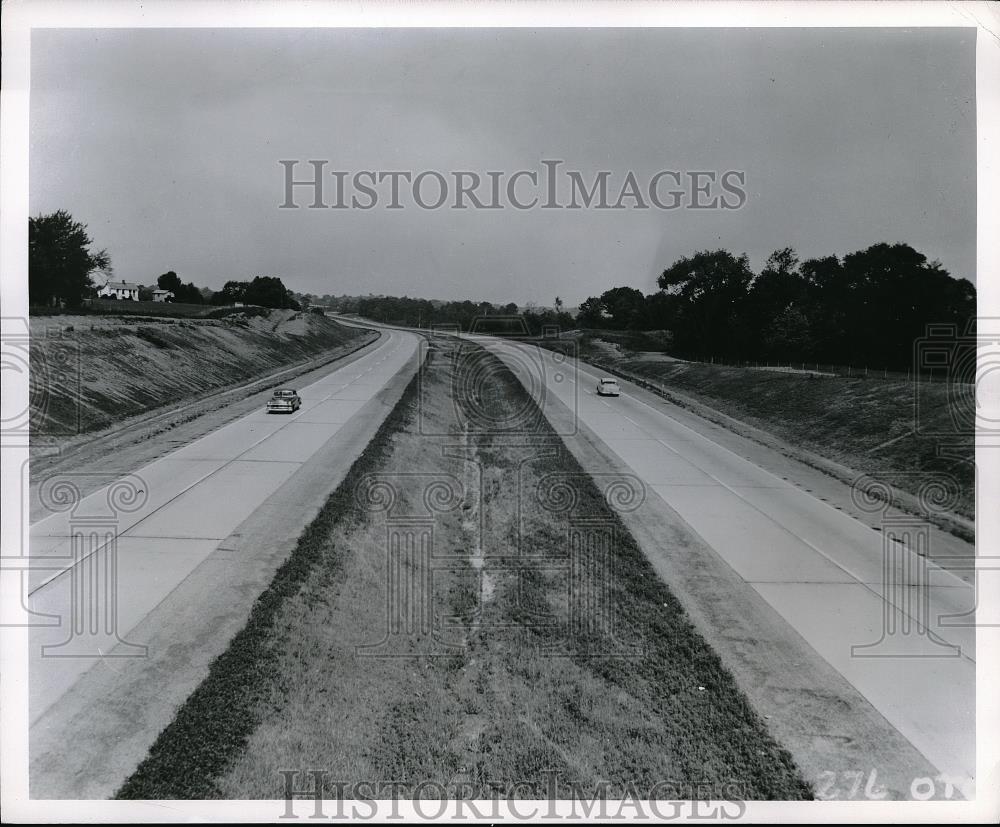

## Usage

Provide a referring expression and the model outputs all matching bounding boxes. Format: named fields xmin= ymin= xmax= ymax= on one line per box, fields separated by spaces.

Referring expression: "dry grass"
xmin=29 ymin=310 xmax=368 ymax=438
xmin=116 ymin=341 xmax=810 ymax=801
xmin=531 ymin=336 xmax=973 ymax=521
xmin=615 ymin=359 xmax=974 ymax=519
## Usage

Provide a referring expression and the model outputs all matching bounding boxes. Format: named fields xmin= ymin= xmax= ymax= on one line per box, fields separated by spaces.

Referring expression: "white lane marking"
xmin=566 ymin=345 xmax=971 ymax=576
xmin=620 ymin=410 xmax=972 ymax=658
xmin=115 ymin=327 xmax=396 ymax=461
xmin=493 ymin=339 xmax=974 ymax=653
xmin=548 ymin=346 xmax=973 ymax=560
xmin=29 ymin=330 xmax=416 ymax=596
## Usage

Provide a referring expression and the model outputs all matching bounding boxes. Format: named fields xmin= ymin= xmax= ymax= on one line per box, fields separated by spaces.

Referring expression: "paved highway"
xmin=472 ymin=334 xmax=976 ymax=797
xmin=23 ymin=316 xmax=977 ymax=798
xmin=28 ymin=327 xmax=420 ymax=732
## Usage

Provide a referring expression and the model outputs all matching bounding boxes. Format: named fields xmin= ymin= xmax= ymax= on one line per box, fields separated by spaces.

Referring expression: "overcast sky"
xmin=30 ymin=27 xmax=975 ymax=305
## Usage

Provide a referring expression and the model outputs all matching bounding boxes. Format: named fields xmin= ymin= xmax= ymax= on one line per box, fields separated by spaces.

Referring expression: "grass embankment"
xmin=615 ymin=359 xmax=974 ymax=520
xmin=116 ymin=340 xmax=810 ymax=801
xmin=535 ymin=335 xmax=973 ymax=521
xmin=30 ymin=309 xmax=370 ymax=438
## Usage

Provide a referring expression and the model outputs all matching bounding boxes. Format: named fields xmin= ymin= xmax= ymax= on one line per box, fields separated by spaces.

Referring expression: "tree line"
xmin=329 ymin=294 xmax=576 ymax=336
xmin=29 ymin=210 xmax=974 ymax=371
xmin=210 ymin=276 xmax=301 ymax=309
xmin=327 ymin=242 xmax=973 ymax=371
xmin=578 ymin=244 xmax=975 ymax=369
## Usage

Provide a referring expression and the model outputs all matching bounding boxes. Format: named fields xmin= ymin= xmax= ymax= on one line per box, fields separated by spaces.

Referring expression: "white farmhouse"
xmin=97 ymin=280 xmax=140 ymax=301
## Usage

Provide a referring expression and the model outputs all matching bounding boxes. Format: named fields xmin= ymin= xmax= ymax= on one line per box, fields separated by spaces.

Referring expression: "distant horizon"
xmin=80 ymin=235 xmax=973 ymax=311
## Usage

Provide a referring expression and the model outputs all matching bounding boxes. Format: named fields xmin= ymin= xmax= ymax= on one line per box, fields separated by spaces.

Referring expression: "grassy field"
xmin=85 ymin=298 xmax=219 ymax=317
xmin=31 ymin=299 xmax=242 ymax=318
xmin=116 ymin=340 xmax=811 ymax=801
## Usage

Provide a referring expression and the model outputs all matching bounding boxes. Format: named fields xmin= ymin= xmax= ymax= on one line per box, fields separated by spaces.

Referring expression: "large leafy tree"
xmin=244 ymin=276 xmax=299 ymax=309
xmin=575 ymin=288 xmax=648 ymax=330
xmin=157 ymin=270 xmax=182 ymax=293
xmin=744 ymin=248 xmax=811 ymax=359
xmin=839 ymin=243 xmax=974 ymax=367
xmin=212 ymin=276 xmax=299 ymax=309
xmin=157 ymin=271 xmax=204 ymax=304
xmin=211 ymin=280 xmax=249 ymax=305
xmin=576 ymin=296 xmax=607 ymax=328
xmin=599 ymin=286 xmax=647 ymax=329
xmin=638 ymin=290 xmax=680 ymax=331
xmin=29 ymin=210 xmax=111 ymax=307
xmin=658 ymin=249 xmax=754 ymax=357
xmin=801 ymin=244 xmax=975 ymax=367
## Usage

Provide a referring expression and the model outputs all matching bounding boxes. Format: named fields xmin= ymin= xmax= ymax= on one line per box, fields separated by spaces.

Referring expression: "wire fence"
xmin=689 ymin=356 xmax=970 ymax=384
xmin=569 ymin=331 xmax=969 ymax=384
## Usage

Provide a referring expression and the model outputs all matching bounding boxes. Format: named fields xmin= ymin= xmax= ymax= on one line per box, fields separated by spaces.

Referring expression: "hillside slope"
xmin=530 ymin=335 xmax=973 ymax=524
xmin=617 ymin=357 xmax=974 ymax=520
xmin=30 ymin=310 xmax=371 ymax=438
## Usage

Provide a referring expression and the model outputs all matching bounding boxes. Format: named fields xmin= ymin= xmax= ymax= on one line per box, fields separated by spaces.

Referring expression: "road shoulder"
xmin=559 ymin=348 xmax=975 ymax=582
xmin=493 ymin=342 xmax=948 ymax=800
xmin=28 ymin=337 xmax=419 ymax=799
xmin=569 ymin=350 xmax=974 ymax=544
xmin=28 ymin=329 xmax=381 ymax=523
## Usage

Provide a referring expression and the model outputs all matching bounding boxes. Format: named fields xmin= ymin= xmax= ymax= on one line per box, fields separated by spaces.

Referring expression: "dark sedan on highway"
xmin=266 ymin=388 xmax=301 ymax=413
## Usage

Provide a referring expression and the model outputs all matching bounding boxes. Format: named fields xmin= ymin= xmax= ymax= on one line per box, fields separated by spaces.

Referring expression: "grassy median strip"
xmin=117 ymin=340 xmax=811 ymax=800
xmin=114 ymin=362 xmax=421 ymax=800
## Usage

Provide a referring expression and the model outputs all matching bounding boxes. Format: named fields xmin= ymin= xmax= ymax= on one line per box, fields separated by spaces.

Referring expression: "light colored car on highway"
xmin=267 ymin=388 xmax=301 ymax=413
xmin=596 ymin=377 xmax=621 ymax=397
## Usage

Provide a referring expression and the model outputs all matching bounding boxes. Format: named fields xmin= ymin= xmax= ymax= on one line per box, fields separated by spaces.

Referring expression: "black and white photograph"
xmin=1 ymin=1 xmax=998 ymax=822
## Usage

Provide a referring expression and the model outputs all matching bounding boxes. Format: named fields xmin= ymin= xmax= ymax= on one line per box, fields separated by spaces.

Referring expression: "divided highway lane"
xmin=472 ymin=335 xmax=976 ymax=798
xmin=28 ymin=327 xmax=420 ymax=725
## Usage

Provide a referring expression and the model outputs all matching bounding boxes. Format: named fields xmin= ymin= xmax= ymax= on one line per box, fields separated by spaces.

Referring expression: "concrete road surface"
xmin=27 ymin=327 xmax=420 ymax=795
xmin=470 ymin=334 xmax=976 ymax=798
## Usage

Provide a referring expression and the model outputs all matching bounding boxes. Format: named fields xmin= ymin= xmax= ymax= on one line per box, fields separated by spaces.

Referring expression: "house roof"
xmin=152 ymin=288 xmax=173 ymax=294
xmin=102 ymin=280 xmax=139 ymax=290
